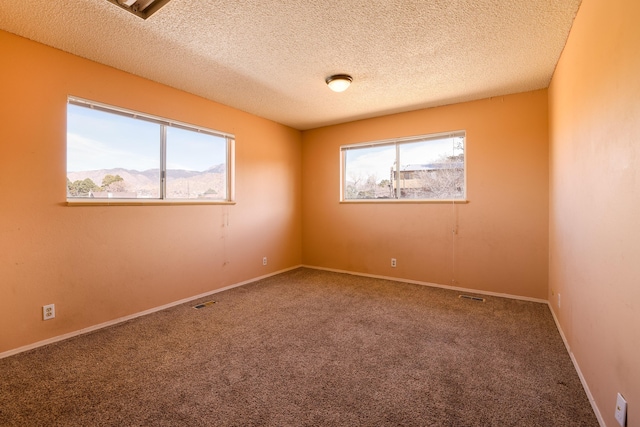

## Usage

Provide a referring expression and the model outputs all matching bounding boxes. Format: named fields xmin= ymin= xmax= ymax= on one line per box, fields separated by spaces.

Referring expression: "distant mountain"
xmin=206 ymin=164 xmax=226 ymax=174
xmin=68 ymin=168 xmax=156 ymax=187
xmin=68 ymin=165 xmax=226 ymax=198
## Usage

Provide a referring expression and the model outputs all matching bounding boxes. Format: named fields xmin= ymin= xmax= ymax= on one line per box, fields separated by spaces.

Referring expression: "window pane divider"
xmin=395 ymin=143 xmax=400 ymax=199
xmin=160 ymin=124 xmax=167 ymax=199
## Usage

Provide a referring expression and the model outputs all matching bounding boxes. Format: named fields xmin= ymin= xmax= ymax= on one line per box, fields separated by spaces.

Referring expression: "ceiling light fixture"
xmin=326 ymin=74 xmax=353 ymax=92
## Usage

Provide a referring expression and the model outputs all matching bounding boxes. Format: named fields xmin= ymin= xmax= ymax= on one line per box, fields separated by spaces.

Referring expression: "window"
xmin=66 ymin=97 xmax=234 ymax=203
xmin=341 ymin=131 xmax=465 ymax=201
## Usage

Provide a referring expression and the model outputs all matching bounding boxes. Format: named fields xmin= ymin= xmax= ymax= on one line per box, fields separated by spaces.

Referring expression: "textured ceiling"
xmin=0 ymin=0 xmax=581 ymax=130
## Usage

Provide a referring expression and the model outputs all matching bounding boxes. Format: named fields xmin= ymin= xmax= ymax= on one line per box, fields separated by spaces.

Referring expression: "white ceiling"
xmin=0 ymin=0 xmax=582 ymax=130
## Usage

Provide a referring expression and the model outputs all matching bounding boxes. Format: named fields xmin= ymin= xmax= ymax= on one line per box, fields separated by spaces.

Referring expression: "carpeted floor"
xmin=0 ymin=268 xmax=598 ymax=426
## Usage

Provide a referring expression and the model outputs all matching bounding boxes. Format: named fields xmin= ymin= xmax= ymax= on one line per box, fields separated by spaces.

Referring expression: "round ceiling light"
xmin=326 ymin=74 xmax=353 ymax=92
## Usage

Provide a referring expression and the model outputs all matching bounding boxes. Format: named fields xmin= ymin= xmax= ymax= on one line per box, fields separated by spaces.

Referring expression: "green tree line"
xmin=67 ymin=174 xmax=125 ymax=196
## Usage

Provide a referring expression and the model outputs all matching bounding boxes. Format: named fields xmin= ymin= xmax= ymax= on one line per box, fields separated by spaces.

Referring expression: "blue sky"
xmin=345 ymin=136 xmax=464 ymax=183
xmin=67 ymin=104 xmax=226 ymax=172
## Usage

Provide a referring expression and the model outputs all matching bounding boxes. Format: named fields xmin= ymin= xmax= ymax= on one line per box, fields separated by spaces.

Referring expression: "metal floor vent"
xmin=459 ymin=295 xmax=486 ymax=302
xmin=193 ymin=300 xmax=216 ymax=309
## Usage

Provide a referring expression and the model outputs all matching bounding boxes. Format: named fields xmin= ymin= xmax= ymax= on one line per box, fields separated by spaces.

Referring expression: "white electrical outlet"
xmin=263 ymin=256 xmax=267 ymax=266
xmin=43 ymin=304 xmax=55 ymax=320
xmin=615 ymin=393 xmax=627 ymax=426
xmin=391 ymin=258 xmax=397 ymax=268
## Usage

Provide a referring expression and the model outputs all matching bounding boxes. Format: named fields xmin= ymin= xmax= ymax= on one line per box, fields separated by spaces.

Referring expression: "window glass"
xmin=344 ymin=144 xmax=395 ymax=199
xmin=166 ymin=127 xmax=227 ymax=200
xmin=66 ymin=98 xmax=233 ymax=202
xmin=396 ymin=136 xmax=464 ymax=200
xmin=67 ymin=104 xmax=160 ymax=198
xmin=342 ymin=132 xmax=465 ymax=201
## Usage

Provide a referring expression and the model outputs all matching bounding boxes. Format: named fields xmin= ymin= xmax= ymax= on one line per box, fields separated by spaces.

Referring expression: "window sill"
xmin=67 ymin=199 xmax=236 ymax=206
xmin=339 ymin=199 xmax=469 ymax=204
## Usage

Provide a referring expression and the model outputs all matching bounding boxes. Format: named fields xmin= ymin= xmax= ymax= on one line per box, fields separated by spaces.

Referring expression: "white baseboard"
xmin=302 ymin=264 xmax=548 ymax=303
xmin=0 ymin=265 xmax=302 ymax=360
xmin=3 ymin=260 xmax=597 ymax=427
xmin=306 ymin=265 xmax=603 ymax=424
xmin=547 ymin=304 xmax=605 ymax=427
xmin=2 ymin=264 xmax=605 ymax=426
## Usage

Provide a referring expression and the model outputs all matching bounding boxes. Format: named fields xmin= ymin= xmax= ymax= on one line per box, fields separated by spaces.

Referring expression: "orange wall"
xmin=302 ymin=91 xmax=549 ymax=300
xmin=0 ymin=30 xmax=302 ymax=354
xmin=548 ymin=0 xmax=640 ymax=425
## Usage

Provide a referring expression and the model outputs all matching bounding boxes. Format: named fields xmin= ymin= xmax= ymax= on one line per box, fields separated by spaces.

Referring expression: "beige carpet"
xmin=0 ymin=268 xmax=597 ymax=426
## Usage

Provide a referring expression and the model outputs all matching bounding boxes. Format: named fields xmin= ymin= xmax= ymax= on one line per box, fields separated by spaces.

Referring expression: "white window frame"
xmin=340 ymin=131 xmax=467 ymax=203
xmin=66 ymin=96 xmax=235 ymax=205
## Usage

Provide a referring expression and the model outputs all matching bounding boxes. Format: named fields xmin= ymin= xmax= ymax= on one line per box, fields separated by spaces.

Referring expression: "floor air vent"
xmin=458 ymin=295 xmax=485 ymax=302
xmin=193 ymin=301 xmax=216 ymax=309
